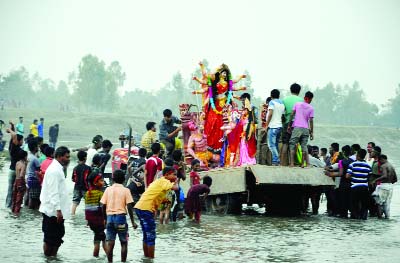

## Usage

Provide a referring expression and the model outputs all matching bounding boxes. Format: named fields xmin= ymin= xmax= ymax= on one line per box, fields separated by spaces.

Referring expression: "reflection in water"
xmin=0 ymin=165 xmax=400 ymax=263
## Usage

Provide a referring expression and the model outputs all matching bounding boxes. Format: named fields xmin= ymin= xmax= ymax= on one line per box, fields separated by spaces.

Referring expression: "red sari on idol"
xmin=203 ymin=82 xmax=228 ymax=152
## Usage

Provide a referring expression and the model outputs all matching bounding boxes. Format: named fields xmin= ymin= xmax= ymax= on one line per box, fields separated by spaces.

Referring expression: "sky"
xmin=0 ymin=0 xmax=399 ymax=106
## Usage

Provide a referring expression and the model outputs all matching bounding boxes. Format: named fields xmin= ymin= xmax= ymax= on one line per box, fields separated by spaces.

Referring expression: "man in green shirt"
xmin=280 ymin=83 xmax=302 ymax=166
xmin=15 ymin=116 xmax=24 ymax=136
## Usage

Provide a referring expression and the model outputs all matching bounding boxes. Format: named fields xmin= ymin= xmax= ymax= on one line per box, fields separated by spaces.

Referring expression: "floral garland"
xmin=208 ymin=75 xmax=233 ymax=115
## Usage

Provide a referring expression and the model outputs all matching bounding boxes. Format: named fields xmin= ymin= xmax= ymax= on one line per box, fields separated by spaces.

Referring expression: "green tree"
xmin=0 ymin=67 xmax=34 ymax=107
xmin=105 ymin=61 xmax=125 ymax=111
xmin=74 ymin=54 xmax=107 ymax=111
xmin=385 ymin=84 xmax=400 ymax=127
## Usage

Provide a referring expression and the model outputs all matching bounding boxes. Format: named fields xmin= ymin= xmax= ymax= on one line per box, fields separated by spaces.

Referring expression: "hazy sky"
xmin=1 ymin=0 xmax=399 ymax=105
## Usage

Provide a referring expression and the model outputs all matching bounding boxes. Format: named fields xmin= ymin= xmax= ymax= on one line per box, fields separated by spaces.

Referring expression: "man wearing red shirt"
xmin=144 ymin=143 xmax=163 ymax=188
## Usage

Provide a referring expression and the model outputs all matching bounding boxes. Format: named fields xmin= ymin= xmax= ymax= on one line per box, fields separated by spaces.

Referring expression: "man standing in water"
xmin=15 ymin=117 xmax=24 ymax=136
xmin=39 ymin=146 xmax=71 ymax=257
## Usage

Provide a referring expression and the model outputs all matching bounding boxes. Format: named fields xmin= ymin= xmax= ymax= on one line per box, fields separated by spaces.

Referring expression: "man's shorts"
xmin=42 ymin=213 xmax=65 ymax=247
xmin=72 ymin=189 xmax=86 ymax=204
xmin=89 ymin=223 xmax=106 ymax=243
xmin=281 ymin=122 xmax=291 ymax=144
xmin=135 ymin=208 xmax=156 ymax=246
xmin=289 ymin=127 xmax=310 ymax=151
xmin=106 ymin=214 xmax=129 ymax=243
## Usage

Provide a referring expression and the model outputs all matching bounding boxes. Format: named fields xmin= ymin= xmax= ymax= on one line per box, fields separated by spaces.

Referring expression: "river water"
xmin=0 ymin=163 xmax=400 ymax=263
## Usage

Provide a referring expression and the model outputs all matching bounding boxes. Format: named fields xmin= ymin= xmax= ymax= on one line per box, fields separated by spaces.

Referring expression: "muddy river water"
xmin=0 ymin=163 xmax=399 ymax=263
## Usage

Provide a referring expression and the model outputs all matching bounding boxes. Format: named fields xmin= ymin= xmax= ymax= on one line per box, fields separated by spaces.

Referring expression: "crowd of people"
xmin=1 ymin=70 xmax=398 ymax=261
xmin=3 ymin=116 xmax=211 ymax=261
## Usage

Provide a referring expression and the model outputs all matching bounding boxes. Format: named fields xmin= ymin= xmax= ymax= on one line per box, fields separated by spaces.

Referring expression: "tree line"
xmin=0 ymin=54 xmax=399 ymax=127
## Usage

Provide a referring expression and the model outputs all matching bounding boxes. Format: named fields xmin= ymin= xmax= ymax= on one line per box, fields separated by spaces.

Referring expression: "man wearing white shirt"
xmin=265 ymin=89 xmax=285 ymax=165
xmin=39 ymin=146 xmax=71 ymax=257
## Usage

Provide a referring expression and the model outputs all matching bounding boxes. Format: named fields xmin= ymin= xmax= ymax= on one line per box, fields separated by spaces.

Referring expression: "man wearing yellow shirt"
xmin=135 ymin=166 xmax=178 ymax=259
xmin=141 ymin=122 xmax=157 ymax=154
xmin=30 ymin=119 xmax=39 ymax=137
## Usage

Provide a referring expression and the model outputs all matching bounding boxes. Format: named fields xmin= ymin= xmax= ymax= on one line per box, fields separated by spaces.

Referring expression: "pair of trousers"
xmin=267 ymin=127 xmax=282 ymax=164
xmin=6 ymin=170 xmax=16 ymax=208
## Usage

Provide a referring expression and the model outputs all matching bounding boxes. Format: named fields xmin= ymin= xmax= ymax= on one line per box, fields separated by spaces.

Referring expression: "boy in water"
xmin=185 ymin=176 xmax=212 ymax=223
xmin=190 ymin=159 xmax=201 ymax=187
xmin=11 ymin=150 xmax=28 ymax=215
xmin=85 ymin=172 xmax=107 ymax=257
xmin=135 ymin=166 xmax=179 ymax=259
xmin=100 ymin=169 xmax=137 ymax=263
xmin=71 ymin=151 xmax=92 ymax=215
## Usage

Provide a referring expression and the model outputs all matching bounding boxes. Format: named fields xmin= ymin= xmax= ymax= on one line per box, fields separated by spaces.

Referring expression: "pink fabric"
xmin=338 ymin=160 xmax=343 ymax=169
xmin=292 ymin=102 xmax=314 ymax=129
xmin=40 ymin=158 xmax=53 ymax=175
xmin=238 ymin=138 xmax=256 ymax=166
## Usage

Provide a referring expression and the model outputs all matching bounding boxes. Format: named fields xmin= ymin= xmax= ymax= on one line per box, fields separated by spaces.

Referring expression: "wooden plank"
xmin=250 ymin=164 xmax=335 ymax=186
xmin=180 ymin=166 xmax=247 ymax=195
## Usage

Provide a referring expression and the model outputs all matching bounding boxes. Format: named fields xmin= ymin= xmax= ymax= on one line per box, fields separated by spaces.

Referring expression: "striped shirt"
xmin=347 ymin=160 xmax=371 ymax=188
xmin=85 ymin=189 xmax=104 ymax=225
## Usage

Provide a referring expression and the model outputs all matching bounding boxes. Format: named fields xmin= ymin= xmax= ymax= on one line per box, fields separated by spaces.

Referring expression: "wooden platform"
xmin=250 ymin=165 xmax=335 ymax=186
xmin=180 ymin=164 xmax=334 ymax=196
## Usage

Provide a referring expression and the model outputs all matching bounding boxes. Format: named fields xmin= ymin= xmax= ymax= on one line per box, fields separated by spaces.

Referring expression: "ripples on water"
xmin=0 ymin=166 xmax=400 ymax=263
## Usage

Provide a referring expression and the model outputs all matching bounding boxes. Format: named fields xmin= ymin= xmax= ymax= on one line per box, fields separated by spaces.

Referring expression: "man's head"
xmin=40 ymin=117 xmax=44 ymax=124
xmin=367 ymin=142 xmax=375 ymax=154
xmin=112 ymin=169 xmax=125 ymax=184
xmin=19 ymin=117 xmax=23 ymax=123
xmin=17 ymin=150 xmax=28 ymax=162
xmin=36 ymin=136 xmax=44 ymax=146
xmin=33 ymin=119 xmax=38 ymax=125
xmin=77 ymin=150 xmax=87 ymax=162
xmin=356 ymin=149 xmax=367 ymax=161
xmin=330 ymin=143 xmax=339 ymax=154
xmin=172 ymin=149 xmax=183 ymax=162
xmin=44 ymin=146 xmax=55 ymax=158
xmin=378 ymin=154 xmax=388 ymax=164
xmin=40 ymin=143 xmax=49 ymax=154
xmin=320 ymin=147 xmax=327 ymax=156
xmin=92 ymin=135 xmax=103 ymax=149
xmin=304 ymin=91 xmax=314 ymax=104
xmin=92 ymin=154 xmax=102 ymax=167
xmin=163 ymin=109 xmax=173 ymax=123
xmin=101 ymin=139 xmax=113 ymax=153
xmin=16 ymin=134 xmax=24 ymax=146
xmin=351 ymin=144 xmax=361 ymax=155
xmin=88 ymin=173 xmax=105 ymax=188
xmin=28 ymin=140 xmax=38 ymax=154
xmin=270 ymin=89 xmax=280 ymax=99
xmin=342 ymin=145 xmax=352 ymax=158
xmin=371 ymin=146 xmax=381 ymax=158
xmin=55 ymin=124 xmax=59 ymax=128
xmin=55 ymin=146 xmax=70 ymax=166
xmin=138 ymin=148 xmax=147 ymax=158
xmin=203 ymin=175 xmax=212 ymax=187
xmin=146 ymin=121 xmax=156 ymax=131
xmin=151 ymin=142 xmax=161 ymax=155
xmin=191 ymin=159 xmax=201 ymax=171
xmin=290 ymin=83 xmax=301 ymax=95
xmin=163 ymin=166 xmax=177 ymax=182
xmin=311 ymin=145 xmax=319 ymax=158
